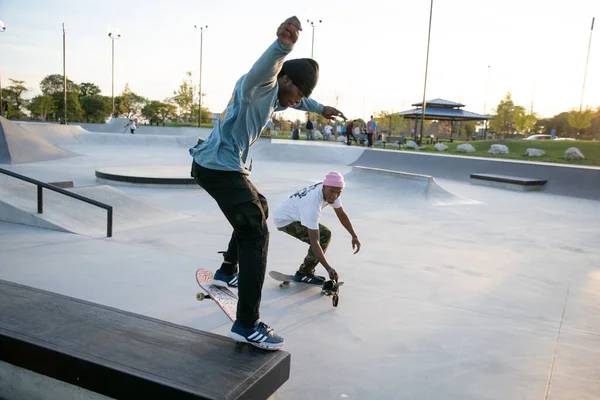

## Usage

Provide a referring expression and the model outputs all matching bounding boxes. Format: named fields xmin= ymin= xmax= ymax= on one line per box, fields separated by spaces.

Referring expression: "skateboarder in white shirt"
xmin=273 ymin=171 xmax=361 ymax=283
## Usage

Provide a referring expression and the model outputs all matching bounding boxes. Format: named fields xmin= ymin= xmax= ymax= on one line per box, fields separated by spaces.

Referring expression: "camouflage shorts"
xmin=278 ymin=221 xmax=331 ymax=275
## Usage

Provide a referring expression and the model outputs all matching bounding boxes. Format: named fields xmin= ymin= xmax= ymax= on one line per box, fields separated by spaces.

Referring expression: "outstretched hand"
xmin=322 ymin=106 xmax=347 ymax=121
xmin=277 ymin=16 xmax=302 ymax=46
xmin=326 ymin=267 xmax=339 ymax=281
xmin=352 ymin=236 xmax=361 ymax=254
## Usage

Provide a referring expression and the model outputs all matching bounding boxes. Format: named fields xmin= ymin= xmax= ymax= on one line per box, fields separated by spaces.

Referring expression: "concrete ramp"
xmin=17 ymin=122 xmax=198 ymax=148
xmin=0 ymin=117 xmax=79 ymax=164
xmin=17 ymin=121 xmax=91 ymax=138
xmin=68 ymin=132 xmax=198 ymax=148
xmin=345 ymin=166 xmax=478 ymax=206
xmin=252 ymin=139 xmax=364 ymax=165
xmin=0 ymin=184 xmax=189 ymax=236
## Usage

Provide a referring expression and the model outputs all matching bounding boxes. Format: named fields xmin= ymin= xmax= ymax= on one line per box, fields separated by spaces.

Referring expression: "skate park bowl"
xmin=2 ymin=120 xmax=600 ymax=400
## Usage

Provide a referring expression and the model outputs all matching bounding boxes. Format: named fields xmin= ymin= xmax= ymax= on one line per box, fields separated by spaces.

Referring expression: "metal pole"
xmin=37 ymin=185 xmax=43 ymax=214
xmin=311 ymin=25 xmax=315 ymax=58
xmin=199 ymin=28 xmax=203 ymax=126
xmin=580 ymin=17 xmax=595 ymax=112
xmin=62 ymin=23 xmax=67 ymax=124
xmin=419 ymin=0 xmax=434 ymax=145
xmin=195 ymin=25 xmax=207 ymax=126
xmin=306 ymin=19 xmax=322 ymax=59
xmin=483 ymin=65 xmax=490 ymax=139
xmin=108 ymin=29 xmax=120 ymax=118
xmin=0 ymin=20 xmax=5 ymax=117
xmin=107 ymin=207 xmax=113 ymax=238
xmin=112 ymin=39 xmax=115 ymax=116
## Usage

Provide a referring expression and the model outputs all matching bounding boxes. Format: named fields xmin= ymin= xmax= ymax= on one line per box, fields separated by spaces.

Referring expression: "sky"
xmin=0 ymin=0 xmax=599 ymax=121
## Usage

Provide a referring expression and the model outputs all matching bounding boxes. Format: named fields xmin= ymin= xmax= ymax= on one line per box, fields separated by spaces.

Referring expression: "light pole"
xmin=62 ymin=23 xmax=67 ymax=124
xmin=580 ymin=17 xmax=595 ymax=112
xmin=108 ymin=28 xmax=121 ymax=117
xmin=0 ymin=20 xmax=6 ymax=118
xmin=483 ymin=65 xmax=490 ymax=139
xmin=306 ymin=19 xmax=322 ymax=59
xmin=419 ymin=0 xmax=434 ymax=145
xmin=195 ymin=24 xmax=207 ymax=127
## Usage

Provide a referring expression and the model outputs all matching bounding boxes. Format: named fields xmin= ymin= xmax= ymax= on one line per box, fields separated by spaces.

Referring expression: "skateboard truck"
xmin=321 ymin=280 xmax=340 ymax=307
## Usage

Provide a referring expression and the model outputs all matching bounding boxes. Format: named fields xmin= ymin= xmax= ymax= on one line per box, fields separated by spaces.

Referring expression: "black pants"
xmin=191 ymin=161 xmax=269 ymax=328
xmin=346 ymin=132 xmax=357 ymax=146
xmin=367 ymin=133 xmax=373 ymax=147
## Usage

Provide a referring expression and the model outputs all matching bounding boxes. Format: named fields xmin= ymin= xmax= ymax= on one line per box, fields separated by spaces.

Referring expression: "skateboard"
xmin=195 ymin=268 xmax=237 ymax=322
xmin=269 ymin=270 xmax=342 ymax=307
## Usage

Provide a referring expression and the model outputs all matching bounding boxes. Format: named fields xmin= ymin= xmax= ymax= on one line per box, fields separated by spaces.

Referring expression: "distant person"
xmin=125 ymin=119 xmax=137 ymax=134
xmin=367 ymin=115 xmax=377 ymax=148
xmin=323 ymin=124 xmax=333 ymax=140
xmin=265 ymin=120 xmax=273 ymax=136
xmin=306 ymin=118 xmax=314 ymax=140
xmin=345 ymin=120 xmax=358 ymax=145
xmin=273 ymin=171 xmax=361 ymax=284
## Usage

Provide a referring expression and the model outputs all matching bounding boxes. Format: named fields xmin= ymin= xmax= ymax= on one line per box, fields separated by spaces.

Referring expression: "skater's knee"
xmin=320 ymin=225 xmax=332 ymax=242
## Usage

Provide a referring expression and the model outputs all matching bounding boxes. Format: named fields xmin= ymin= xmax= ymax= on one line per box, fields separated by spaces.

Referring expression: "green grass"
xmin=266 ymin=134 xmax=600 ymax=166
xmin=412 ymin=140 xmax=600 ymax=166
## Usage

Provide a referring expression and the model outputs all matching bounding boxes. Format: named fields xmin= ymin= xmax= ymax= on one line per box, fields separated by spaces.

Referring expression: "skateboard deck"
xmin=195 ymin=268 xmax=237 ymax=322
xmin=269 ymin=271 xmax=344 ymax=287
xmin=269 ymin=270 xmax=342 ymax=307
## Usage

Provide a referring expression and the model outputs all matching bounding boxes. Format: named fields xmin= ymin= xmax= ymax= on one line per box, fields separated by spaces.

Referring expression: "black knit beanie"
xmin=281 ymin=58 xmax=319 ymax=97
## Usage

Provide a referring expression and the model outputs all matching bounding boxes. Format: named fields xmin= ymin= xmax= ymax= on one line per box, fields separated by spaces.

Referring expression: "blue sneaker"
xmin=294 ymin=272 xmax=326 ymax=285
xmin=213 ymin=269 xmax=239 ymax=288
xmin=229 ymin=320 xmax=284 ymax=350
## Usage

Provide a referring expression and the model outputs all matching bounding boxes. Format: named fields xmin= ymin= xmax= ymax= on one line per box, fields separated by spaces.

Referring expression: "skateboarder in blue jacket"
xmin=190 ymin=16 xmax=346 ymax=350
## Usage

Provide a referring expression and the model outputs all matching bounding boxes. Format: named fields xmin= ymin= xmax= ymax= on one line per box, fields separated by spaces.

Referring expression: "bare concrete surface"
xmin=1 ymin=124 xmax=599 ymax=399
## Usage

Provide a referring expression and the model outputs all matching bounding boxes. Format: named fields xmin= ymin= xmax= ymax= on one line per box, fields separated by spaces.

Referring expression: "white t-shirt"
xmin=273 ymin=183 xmax=342 ymax=230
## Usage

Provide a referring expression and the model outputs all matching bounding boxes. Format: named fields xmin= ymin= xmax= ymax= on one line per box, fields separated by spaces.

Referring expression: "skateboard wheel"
xmin=196 ymin=292 xmax=211 ymax=301
xmin=279 ymin=283 xmax=284 ymax=288
xmin=332 ymin=294 xmax=339 ymax=307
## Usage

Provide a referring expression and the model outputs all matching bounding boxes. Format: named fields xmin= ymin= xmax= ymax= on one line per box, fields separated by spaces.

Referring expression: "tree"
xmin=80 ymin=95 xmax=112 ymax=123
xmin=513 ymin=106 xmax=538 ymax=134
xmin=458 ymin=121 xmax=477 ymax=139
xmin=3 ymin=79 xmax=29 ymax=119
xmin=27 ymin=95 xmax=57 ymax=121
xmin=190 ymin=104 xmax=212 ymax=124
xmin=374 ymin=111 xmax=411 ymax=136
xmin=489 ymin=93 xmax=517 ymax=136
xmin=38 ymin=74 xmax=82 ymax=122
xmin=591 ymin=107 xmax=600 ymax=140
xmin=142 ymin=101 xmax=178 ymax=125
xmin=118 ymin=84 xmax=147 ymax=118
xmin=56 ymin=92 xmax=84 ymax=122
xmin=568 ymin=107 xmax=594 ymax=135
xmin=40 ymin=74 xmax=79 ymax=96
xmin=172 ymin=72 xmax=196 ymax=122
xmin=79 ymin=82 xmax=102 ymax=98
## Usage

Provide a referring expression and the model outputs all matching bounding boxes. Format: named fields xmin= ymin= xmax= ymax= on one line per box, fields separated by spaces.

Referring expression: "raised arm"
xmin=241 ymin=17 xmax=302 ymax=101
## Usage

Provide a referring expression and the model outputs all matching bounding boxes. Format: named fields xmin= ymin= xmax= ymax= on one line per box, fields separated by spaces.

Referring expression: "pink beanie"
xmin=323 ymin=171 xmax=345 ymax=188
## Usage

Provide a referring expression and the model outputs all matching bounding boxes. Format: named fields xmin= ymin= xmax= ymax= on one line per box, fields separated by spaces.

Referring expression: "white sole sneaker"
xmin=229 ymin=331 xmax=284 ymax=351
xmin=211 ymin=279 xmax=231 ymax=288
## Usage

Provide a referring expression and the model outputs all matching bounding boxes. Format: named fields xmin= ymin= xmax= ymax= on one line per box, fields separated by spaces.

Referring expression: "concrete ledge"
xmin=470 ymin=173 xmax=547 ymax=192
xmin=0 ymin=280 xmax=290 ymax=400
xmin=95 ymin=166 xmax=196 ymax=186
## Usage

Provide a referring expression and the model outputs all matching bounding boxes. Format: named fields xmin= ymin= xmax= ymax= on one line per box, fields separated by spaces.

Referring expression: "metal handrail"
xmin=0 ymin=167 xmax=113 ymax=237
